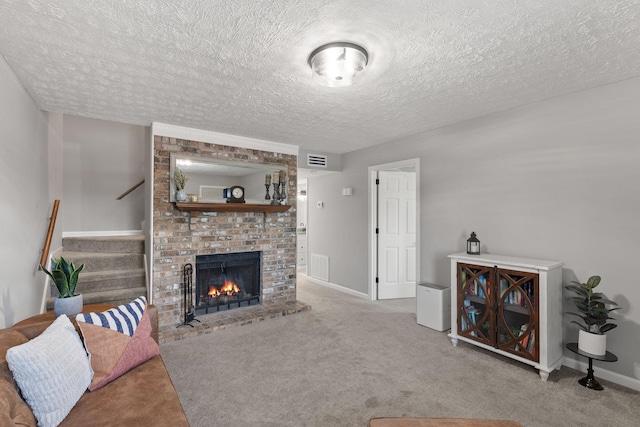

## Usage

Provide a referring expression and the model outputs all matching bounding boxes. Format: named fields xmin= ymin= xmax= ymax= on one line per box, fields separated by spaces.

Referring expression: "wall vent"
xmin=307 ymin=154 xmax=328 ymax=168
xmin=310 ymin=254 xmax=329 ymax=282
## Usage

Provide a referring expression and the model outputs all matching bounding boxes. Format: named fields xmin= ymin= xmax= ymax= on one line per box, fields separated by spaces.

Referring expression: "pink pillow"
xmin=76 ymin=297 xmax=159 ymax=391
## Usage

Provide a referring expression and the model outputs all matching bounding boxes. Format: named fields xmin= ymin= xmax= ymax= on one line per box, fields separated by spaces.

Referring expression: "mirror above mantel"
xmin=169 ymin=154 xmax=288 ymax=204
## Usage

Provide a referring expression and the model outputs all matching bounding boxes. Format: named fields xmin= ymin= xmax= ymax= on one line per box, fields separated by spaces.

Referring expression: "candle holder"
xmin=279 ymin=181 xmax=287 ymax=204
xmin=264 ymin=183 xmax=271 ymax=200
xmin=271 ymin=183 xmax=280 ymax=205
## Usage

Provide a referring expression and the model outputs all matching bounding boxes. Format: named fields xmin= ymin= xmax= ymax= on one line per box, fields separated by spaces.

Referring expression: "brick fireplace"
xmin=152 ymin=135 xmax=306 ymax=341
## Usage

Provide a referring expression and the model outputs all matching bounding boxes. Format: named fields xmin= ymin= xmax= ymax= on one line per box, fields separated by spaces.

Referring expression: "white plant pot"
xmin=54 ymin=294 xmax=83 ymax=318
xmin=578 ymin=329 xmax=606 ymax=356
xmin=175 ymin=189 xmax=187 ymax=202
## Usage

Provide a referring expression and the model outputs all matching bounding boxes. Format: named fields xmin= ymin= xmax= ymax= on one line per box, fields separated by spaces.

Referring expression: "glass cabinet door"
xmin=496 ymin=269 xmax=538 ymax=361
xmin=458 ymin=263 xmax=493 ymax=346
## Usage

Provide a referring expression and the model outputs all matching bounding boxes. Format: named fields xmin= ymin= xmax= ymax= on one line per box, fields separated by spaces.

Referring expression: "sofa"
xmin=1 ymin=304 xmax=189 ymax=426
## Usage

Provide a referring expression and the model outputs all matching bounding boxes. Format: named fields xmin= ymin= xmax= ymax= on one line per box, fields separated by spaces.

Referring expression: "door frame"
xmin=296 ymin=178 xmax=308 ymax=275
xmin=368 ymin=158 xmax=420 ymax=301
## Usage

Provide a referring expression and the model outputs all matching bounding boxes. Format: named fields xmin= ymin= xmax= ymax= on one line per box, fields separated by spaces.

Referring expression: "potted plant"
xmin=173 ymin=167 xmax=189 ymax=202
xmin=565 ymin=275 xmax=619 ymax=355
xmin=41 ymin=257 xmax=85 ymax=317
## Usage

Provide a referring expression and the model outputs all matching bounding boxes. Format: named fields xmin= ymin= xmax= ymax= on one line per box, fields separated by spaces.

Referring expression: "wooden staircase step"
xmin=77 ymin=269 xmax=145 ymax=293
xmin=57 ymin=251 xmax=143 ymax=272
xmin=62 ymin=235 xmax=144 ymax=253
xmin=47 ymin=234 xmax=148 ymax=308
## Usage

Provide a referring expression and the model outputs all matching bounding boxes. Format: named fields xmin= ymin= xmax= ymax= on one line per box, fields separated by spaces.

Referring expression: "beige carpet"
xmin=161 ymin=276 xmax=640 ymax=427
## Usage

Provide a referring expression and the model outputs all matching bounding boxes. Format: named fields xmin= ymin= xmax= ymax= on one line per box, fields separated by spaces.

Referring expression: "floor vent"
xmin=307 ymin=154 xmax=328 ymax=168
xmin=310 ymin=254 xmax=329 ymax=282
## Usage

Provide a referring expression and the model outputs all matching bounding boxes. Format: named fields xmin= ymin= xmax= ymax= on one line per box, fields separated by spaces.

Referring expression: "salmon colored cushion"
xmin=76 ymin=297 xmax=159 ymax=391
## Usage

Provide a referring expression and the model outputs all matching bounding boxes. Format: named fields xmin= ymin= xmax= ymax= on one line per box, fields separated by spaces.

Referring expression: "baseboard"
xmin=563 ymin=356 xmax=640 ymax=392
xmin=62 ymin=230 xmax=143 ymax=237
xmin=302 ymin=274 xmax=369 ymax=299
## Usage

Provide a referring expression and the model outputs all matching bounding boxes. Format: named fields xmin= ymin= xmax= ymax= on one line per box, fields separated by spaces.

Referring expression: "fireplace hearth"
xmin=195 ymin=251 xmax=261 ymax=315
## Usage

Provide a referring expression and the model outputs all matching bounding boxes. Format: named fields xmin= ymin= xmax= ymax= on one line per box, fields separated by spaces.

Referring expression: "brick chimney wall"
xmin=152 ymin=135 xmax=297 ymax=328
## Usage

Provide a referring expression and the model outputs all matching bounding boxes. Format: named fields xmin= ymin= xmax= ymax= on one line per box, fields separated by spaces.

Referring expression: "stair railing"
xmin=40 ymin=200 xmax=59 ymax=268
xmin=117 ymin=179 xmax=145 ymax=200
xmin=39 ymin=199 xmax=59 ymax=313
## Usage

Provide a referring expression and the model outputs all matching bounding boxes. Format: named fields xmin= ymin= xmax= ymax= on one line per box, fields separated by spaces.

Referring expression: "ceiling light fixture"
xmin=308 ymin=42 xmax=369 ymax=87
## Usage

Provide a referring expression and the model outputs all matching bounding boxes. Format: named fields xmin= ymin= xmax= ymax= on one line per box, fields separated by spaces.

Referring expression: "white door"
xmin=377 ymin=170 xmax=417 ymax=299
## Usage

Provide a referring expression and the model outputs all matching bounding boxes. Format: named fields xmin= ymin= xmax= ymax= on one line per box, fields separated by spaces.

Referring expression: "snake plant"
xmin=41 ymin=257 xmax=85 ymax=298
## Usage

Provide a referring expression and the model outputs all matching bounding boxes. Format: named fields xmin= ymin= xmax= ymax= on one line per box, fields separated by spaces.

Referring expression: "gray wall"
xmin=0 ymin=57 xmax=61 ymax=328
xmin=306 ymin=76 xmax=640 ymax=380
xmin=62 ymin=115 xmax=147 ymax=232
xmin=307 ymin=170 xmax=364 ymax=288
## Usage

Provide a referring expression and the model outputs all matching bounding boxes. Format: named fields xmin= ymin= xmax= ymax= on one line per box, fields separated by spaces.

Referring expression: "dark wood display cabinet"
xmin=448 ymin=253 xmax=564 ymax=381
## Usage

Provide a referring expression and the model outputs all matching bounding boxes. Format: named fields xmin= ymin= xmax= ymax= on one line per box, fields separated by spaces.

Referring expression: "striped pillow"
xmin=76 ymin=297 xmax=159 ymax=391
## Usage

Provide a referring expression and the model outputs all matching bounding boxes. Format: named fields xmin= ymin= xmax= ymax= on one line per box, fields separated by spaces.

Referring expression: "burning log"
xmin=206 ymin=279 xmax=245 ymax=306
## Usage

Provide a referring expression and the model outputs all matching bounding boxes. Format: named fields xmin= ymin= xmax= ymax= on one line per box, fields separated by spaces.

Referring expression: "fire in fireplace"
xmin=208 ymin=279 xmax=241 ymax=298
xmin=195 ymin=251 xmax=261 ymax=315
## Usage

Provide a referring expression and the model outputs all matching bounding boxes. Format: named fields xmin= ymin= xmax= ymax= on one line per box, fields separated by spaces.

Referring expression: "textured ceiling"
xmin=1 ymin=0 xmax=640 ymax=154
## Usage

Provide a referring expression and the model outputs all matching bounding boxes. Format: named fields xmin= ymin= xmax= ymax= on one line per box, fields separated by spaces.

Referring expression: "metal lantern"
xmin=467 ymin=232 xmax=480 ymax=255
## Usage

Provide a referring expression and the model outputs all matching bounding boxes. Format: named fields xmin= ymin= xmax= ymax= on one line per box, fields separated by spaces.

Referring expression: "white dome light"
xmin=308 ymin=42 xmax=369 ymax=87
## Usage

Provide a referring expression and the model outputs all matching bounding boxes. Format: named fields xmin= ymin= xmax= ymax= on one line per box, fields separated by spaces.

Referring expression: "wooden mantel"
xmin=175 ymin=202 xmax=291 ymax=213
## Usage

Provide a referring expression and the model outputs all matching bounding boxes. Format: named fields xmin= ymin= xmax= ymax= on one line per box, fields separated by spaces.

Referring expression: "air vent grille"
xmin=307 ymin=154 xmax=328 ymax=168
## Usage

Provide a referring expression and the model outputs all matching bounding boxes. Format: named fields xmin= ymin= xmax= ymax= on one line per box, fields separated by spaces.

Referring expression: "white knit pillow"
xmin=6 ymin=314 xmax=93 ymax=427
